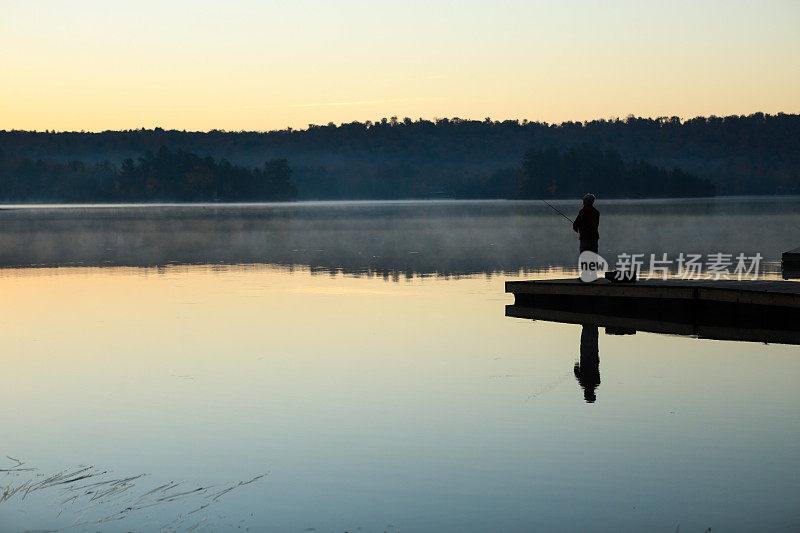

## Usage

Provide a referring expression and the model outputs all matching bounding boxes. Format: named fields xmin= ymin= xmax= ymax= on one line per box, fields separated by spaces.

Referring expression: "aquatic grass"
xmin=0 ymin=457 xmax=267 ymax=531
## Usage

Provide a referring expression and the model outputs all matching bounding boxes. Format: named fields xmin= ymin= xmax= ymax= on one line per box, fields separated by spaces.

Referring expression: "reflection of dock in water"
xmin=506 ymin=278 xmax=800 ymax=345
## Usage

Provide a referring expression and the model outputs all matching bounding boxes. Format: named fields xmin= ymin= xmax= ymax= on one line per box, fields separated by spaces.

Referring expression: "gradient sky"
xmin=2 ymin=0 xmax=798 ymax=132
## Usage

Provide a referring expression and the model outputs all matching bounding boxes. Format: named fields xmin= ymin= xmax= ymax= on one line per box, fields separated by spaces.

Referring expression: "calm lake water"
xmin=1 ymin=198 xmax=799 ymax=532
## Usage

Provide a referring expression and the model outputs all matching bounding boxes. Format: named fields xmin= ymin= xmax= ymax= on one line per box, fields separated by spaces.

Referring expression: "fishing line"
xmin=539 ymin=198 xmax=574 ymax=224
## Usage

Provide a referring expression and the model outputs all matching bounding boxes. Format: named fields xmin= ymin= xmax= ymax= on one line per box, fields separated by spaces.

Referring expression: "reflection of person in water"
xmin=574 ymin=325 xmax=600 ymax=403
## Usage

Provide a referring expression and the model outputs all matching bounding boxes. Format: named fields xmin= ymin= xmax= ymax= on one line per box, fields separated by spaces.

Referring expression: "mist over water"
xmin=0 ymin=197 xmax=797 ymax=276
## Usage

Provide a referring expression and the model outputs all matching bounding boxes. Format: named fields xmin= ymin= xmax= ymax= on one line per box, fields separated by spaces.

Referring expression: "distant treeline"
xmin=454 ymin=145 xmax=715 ymax=199
xmin=516 ymin=145 xmax=714 ymax=198
xmin=0 ymin=147 xmax=296 ymax=202
xmin=1 ymin=113 xmax=798 ymax=197
xmin=0 ymin=143 xmax=711 ymax=202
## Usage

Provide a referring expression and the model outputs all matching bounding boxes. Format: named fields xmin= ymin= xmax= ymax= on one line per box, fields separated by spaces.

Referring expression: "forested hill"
xmin=1 ymin=113 xmax=798 ymax=198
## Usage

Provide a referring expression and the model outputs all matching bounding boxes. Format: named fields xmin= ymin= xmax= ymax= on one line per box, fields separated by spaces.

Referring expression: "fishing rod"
xmin=540 ymin=198 xmax=574 ymax=224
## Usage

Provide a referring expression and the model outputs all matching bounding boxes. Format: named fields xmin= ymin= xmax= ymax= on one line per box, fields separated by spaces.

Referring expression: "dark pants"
xmin=579 ymin=239 xmax=598 ymax=254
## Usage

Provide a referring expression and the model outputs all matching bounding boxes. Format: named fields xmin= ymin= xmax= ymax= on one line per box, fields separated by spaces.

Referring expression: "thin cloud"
xmin=287 ymin=98 xmax=411 ymax=108
xmin=237 ymin=98 xmax=415 ymax=110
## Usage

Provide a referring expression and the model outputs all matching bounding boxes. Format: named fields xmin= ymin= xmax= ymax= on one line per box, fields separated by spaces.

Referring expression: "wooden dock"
xmin=783 ymin=247 xmax=800 ymax=266
xmin=506 ymin=278 xmax=800 ymax=308
xmin=783 ymin=247 xmax=800 ymax=279
xmin=506 ymin=278 xmax=800 ymax=345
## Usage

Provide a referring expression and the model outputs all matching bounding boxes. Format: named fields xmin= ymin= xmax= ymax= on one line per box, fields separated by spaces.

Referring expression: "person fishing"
xmin=573 ymin=193 xmax=599 ymax=254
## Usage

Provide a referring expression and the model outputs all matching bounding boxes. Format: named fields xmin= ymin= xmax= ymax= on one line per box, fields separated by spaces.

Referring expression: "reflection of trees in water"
xmin=0 ymin=204 xmax=573 ymax=275
xmin=0 ymin=200 xmax=789 ymax=277
xmin=574 ymin=325 xmax=600 ymax=403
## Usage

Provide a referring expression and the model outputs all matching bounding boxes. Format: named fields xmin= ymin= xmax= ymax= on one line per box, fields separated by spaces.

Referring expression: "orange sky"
xmin=2 ymin=0 xmax=798 ymax=132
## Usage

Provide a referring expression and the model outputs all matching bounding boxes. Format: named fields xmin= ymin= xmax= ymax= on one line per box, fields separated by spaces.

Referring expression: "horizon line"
xmin=2 ymin=110 xmax=796 ymax=135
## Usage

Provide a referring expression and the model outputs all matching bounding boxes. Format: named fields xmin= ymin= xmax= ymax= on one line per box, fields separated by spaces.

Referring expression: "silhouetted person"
xmin=573 ymin=193 xmax=599 ymax=254
xmin=574 ymin=325 xmax=600 ymax=403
